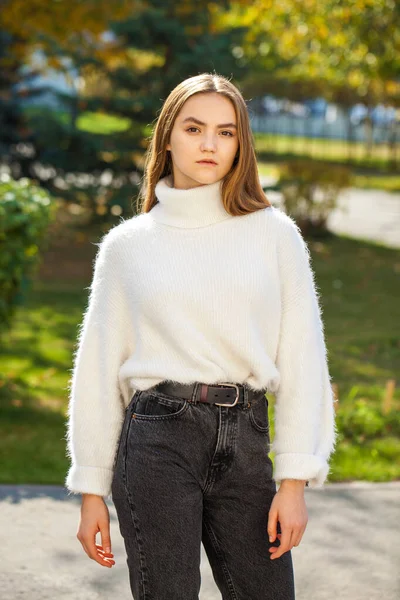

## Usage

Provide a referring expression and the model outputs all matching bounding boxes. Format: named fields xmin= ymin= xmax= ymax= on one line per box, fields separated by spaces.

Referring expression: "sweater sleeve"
xmin=271 ymin=212 xmax=338 ymax=488
xmin=65 ymin=228 xmax=130 ymax=498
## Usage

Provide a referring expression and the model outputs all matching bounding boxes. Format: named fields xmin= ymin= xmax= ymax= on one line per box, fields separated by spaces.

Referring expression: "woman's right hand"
xmin=76 ymin=493 xmax=116 ymax=568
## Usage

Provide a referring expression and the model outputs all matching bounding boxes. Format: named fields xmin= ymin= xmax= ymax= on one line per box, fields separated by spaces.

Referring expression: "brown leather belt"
xmin=148 ymin=381 xmax=266 ymax=407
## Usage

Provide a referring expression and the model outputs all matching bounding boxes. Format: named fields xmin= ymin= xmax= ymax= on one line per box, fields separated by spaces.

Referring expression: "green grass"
xmin=0 ymin=231 xmax=399 ymax=485
xmin=77 ymin=111 xmax=132 ymax=134
xmin=351 ymin=173 xmax=400 ymax=193
xmin=257 ymin=161 xmax=400 ymax=193
xmin=329 ymin=438 xmax=400 ymax=481
xmin=0 ymin=281 xmax=87 ymax=484
xmin=290 ymin=234 xmax=400 ymax=482
xmin=254 ymin=131 xmax=398 ymax=173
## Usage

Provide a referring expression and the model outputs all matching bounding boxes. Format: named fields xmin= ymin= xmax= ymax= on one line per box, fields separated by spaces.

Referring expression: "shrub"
xmin=278 ymin=159 xmax=353 ymax=237
xmin=335 ymin=389 xmax=400 ymax=445
xmin=336 ymin=398 xmax=386 ymax=440
xmin=0 ymin=176 xmax=56 ymax=332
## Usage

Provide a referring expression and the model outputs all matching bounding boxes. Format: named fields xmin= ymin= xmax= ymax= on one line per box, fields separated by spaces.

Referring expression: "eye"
xmin=186 ymin=127 xmax=234 ymax=137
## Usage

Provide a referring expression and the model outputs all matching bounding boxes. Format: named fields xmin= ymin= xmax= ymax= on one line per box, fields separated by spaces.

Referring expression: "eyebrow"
xmin=181 ymin=116 xmax=237 ymax=129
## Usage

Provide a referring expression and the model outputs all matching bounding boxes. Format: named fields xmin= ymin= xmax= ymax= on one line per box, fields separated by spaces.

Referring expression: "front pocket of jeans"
xmin=113 ymin=394 xmax=139 ymax=467
xmin=131 ymin=391 xmax=189 ymax=420
xmin=249 ymin=397 xmax=270 ymax=433
xmin=111 ymin=396 xmax=138 ymax=492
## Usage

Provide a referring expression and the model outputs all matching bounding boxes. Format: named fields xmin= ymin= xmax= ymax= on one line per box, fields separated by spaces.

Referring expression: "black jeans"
xmin=111 ymin=384 xmax=295 ymax=600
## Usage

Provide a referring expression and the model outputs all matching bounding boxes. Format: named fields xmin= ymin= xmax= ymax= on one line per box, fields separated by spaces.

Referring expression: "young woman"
xmin=65 ymin=72 xmax=337 ymax=600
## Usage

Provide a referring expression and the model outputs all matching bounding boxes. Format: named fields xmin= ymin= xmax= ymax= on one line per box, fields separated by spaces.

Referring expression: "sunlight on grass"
xmin=257 ymin=163 xmax=281 ymax=178
xmin=353 ymin=174 xmax=400 ymax=192
xmin=257 ymin=160 xmax=400 ymax=192
xmin=77 ymin=111 xmax=132 ymax=134
xmin=254 ymin=131 xmax=393 ymax=163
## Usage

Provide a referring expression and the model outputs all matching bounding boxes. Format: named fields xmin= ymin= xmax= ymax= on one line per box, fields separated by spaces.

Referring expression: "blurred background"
xmin=1 ymin=0 xmax=399 ymax=487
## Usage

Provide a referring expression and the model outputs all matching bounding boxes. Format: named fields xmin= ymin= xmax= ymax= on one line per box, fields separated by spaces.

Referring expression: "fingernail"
xmin=105 ymin=547 xmax=111 ymax=553
xmin=269 ymin=536 xmax=273 ymax=542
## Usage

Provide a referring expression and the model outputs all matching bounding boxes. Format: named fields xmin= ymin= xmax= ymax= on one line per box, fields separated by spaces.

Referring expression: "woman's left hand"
xmin=267 ymin=479 xmax=309 ymax=560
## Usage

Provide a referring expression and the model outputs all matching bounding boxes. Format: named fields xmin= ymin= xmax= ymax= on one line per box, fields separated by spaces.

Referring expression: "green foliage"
xmin=269 ymin=383 xmax=400 ymax=483
xmin=336 ymin=396 xmax=393 ymax=442
xmin=0 ymin=176 xmax=56 ymax=332
xmin=277 ymin=159 xmax=353 ymax=236
xmin=329 ymin=438 xmax=400 ymax=482
xmin=2 ymin=2 xmax=251 ymax=223
xmin=332 ymin=385 xmax=400 ymax=478
xmin=240 ymin=0 xmax=400 ymax=107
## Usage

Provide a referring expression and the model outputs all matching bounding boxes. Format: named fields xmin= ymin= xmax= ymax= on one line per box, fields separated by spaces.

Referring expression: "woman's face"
xmin=166 ymin=92 xmax=239 ymax=189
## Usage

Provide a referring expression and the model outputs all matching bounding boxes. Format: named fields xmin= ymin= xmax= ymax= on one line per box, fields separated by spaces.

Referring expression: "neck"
xmin=150 ymin=174 xmax=233 ymax=229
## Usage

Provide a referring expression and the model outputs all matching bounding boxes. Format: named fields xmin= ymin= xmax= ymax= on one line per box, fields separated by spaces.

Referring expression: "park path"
xmin=1 ymin=482 xmax=399 ymax=599
xmin=260 ymin=177 xmax=400 ymax=250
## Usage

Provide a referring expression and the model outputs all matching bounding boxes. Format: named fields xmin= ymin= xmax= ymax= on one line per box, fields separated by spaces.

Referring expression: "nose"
xmin=200 ymin=134 xmax=217 ymax=152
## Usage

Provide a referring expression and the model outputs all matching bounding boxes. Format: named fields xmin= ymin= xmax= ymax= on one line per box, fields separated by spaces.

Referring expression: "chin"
xmin=187 ymin=173 xmax=215 ymax=185
xmin=173 ymin=168 xmax=222 ymax=189
xmin=195 ymin=171 xmax=221 ymax=182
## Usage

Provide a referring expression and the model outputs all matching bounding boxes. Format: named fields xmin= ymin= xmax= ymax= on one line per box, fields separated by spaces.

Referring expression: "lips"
xmin=197 ymin=160 xmax=217 ymax=165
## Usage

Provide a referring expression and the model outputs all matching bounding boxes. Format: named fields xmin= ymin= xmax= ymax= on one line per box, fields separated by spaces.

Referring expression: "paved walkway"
xmin=327 ymin=188 xmax=400 ymax=250
xmin=260 ymin=177 xmax=400 ymax=250
xmin=1 ymin=482 xmax=399 ymax=599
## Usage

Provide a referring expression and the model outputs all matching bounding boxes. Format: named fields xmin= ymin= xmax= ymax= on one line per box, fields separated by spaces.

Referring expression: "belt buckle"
xmin=214 ymin=383 xmax=240 ymax=407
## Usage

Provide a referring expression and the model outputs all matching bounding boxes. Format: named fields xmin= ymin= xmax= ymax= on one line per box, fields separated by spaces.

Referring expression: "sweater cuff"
xmin=65 ymin=465 xmax=114 ymax=498
xmin=273 ymin=453 xmax=330 ymax=488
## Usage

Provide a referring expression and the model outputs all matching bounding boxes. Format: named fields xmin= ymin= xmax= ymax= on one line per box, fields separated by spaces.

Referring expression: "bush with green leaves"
xmin=335 ymin=392 xmax=400 ymax=445
xmin=278 ymin=159 xmax=353 ymax=237
xmin=0 ymin=176 xmax=56 ymax=332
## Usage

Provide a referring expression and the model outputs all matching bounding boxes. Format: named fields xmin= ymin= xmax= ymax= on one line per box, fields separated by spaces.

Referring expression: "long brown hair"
xmin=138 ymin=73 xmax=271 ymax=216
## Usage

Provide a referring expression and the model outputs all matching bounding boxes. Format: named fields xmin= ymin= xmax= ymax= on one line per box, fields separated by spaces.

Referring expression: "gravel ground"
xmin=1 ymin=481 xmax=399 ymax=599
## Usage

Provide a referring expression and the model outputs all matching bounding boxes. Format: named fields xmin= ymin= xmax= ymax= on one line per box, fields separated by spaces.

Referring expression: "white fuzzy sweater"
xmin=65 ymin=175 xmax=337 ymax=497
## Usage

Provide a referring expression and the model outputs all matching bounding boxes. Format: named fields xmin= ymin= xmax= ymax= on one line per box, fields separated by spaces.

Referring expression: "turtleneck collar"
xmin=149 ymin=174 xmax=233 ymax=229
